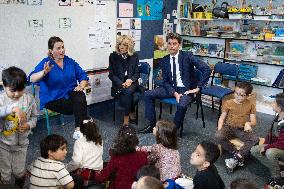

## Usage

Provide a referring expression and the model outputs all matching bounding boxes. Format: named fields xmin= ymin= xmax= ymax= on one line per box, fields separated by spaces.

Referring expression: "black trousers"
xmin=45 ymin=91 xmax=88 ymax=128
xmin=119 ymin=84 xmax=138 ymax=116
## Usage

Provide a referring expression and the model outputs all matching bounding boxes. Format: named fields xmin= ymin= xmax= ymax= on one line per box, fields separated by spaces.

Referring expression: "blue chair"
xmin=158 ymin=69 xmax=205 ymax=137
xmin=201 ymin=62 xmax=239 ymax=118
xmin=113 ymin=62 xmax=151 ymax=124
xmin=32 ymin=84 xmax=64 ymax=135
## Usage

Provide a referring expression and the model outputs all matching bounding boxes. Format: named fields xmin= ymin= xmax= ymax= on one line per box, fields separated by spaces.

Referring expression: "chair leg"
xmin=211 ymin=96 xmax=215 ymax=112
xmin=113 ymin=99 xmax=116 ymax=122
xmin=135 ymin=104 xmax=138 ymax=125
xmin=44 ymin=109 xmax=51 ymax=135
xmin=179 ymin=123 xmax=183 ymax=138
xmin=200 ymin=99 xmax=205 ymax=128
xmin=170 ymin=105 xmax=173 ymax=114
xmin=218 ymin=99 xmax=223 ymax=118
xmin=159 ymin=102 xmax=162 ymax=119
xmin=60 ymin=114 xmax=64 ymax=126
xmin=196 ymin=99 xmax=200 ymax=120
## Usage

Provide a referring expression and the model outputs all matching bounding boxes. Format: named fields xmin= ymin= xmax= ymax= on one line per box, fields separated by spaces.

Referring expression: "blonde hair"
xmin=115 ymin=35 xmax=135 ymax=56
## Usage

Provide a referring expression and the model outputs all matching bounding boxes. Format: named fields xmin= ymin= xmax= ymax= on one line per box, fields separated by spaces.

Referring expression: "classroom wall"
xmin=117 ymin=0 xmax=178 ymax=60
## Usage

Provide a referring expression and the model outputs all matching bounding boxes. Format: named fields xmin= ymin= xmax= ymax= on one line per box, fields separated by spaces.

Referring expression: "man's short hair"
xmin=200 ymin=141 xmax=220 ymax=164
xmin=2 ymin=66 xmax=27 ymax=91
xmin=166 ymin=33 xmax=182 ymax=44
xmin=40 ymin=134 xmax=67 ymax=159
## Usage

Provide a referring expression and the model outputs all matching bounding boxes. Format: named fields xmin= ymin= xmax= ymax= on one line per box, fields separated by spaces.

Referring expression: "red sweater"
xmin=94 ymin=151 xmax=148 ymax=189
xmin=264 ymin=119 xmax=284 ymax=152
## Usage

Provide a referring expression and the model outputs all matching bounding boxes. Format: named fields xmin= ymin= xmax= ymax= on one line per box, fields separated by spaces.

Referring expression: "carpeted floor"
xmin=26 ymin=99 xmax=273 ymax=188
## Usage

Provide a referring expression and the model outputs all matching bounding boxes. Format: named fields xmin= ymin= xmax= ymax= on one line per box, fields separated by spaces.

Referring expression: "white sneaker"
xmin=225 ymin=158 xmax=238 ymax=172
xmin=73 ymin=130 xmax=83 ymax=140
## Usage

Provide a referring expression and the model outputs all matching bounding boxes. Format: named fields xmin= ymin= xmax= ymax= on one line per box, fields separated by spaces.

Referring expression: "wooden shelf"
xmin=181 ymin=35 xmax=284 ymax=44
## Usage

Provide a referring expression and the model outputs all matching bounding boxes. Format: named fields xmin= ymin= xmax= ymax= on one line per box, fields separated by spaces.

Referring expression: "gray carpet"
xmin=26 ymin=99 xmax=272 ymax=188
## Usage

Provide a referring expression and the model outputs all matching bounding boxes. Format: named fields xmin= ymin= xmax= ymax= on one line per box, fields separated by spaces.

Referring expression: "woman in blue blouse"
xmin=29 ymin=36 xmax=89 ymax=135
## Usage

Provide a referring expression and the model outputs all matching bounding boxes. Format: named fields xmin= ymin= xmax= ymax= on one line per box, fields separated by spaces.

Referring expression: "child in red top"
xmin=94 ymin=125 xmax=148 ymax=189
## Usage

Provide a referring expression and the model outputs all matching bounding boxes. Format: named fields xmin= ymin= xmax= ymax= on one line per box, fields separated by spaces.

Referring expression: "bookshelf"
xmin=177 ymin=0 xmax=284 ymax=115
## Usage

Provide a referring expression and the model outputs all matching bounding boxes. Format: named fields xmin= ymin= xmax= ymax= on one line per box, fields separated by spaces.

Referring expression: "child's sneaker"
xmin=225 ymin=157 xmax=238 ymax=172
xmin=266 ymin=177 xmax=284 ymax=189
xmin=73 ymin=129 xmax=83 ymax=140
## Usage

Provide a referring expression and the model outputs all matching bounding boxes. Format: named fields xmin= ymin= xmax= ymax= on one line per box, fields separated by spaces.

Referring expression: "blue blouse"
xmin=30 ymin=56 xmax=89 ymax=109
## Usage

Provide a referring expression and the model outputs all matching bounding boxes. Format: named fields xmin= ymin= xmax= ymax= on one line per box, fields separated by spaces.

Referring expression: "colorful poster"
xmin=119 ymin=3 xmax=133 ymax=17
xmin=137 ymin=0 xmax=163 ymax=20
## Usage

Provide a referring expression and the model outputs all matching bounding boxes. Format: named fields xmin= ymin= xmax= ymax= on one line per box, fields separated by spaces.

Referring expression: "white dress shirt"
xmin=170 ymin=51 xmax=184 ymax=87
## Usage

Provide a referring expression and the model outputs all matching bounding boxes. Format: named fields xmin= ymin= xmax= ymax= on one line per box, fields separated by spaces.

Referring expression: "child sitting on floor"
xmin=215 ymin=81 xmax=258 ymax=172
xmin=0 ymin=66 xmax=37 ymax=187
xmin=229 ymin=178 xmax=257 ymax=189
xmin=94 ymin=125 xmax=148 ymax=189
xmin=30 ymin=134 xmax=77 ymax=189
xmin=251 ymin=93 xmax=284 ymax=187
xmin=147 ymin=119 xmax=181 ymax=181
xmin=66 ymin=117 xmax=103 ymax=187
xmin=190 ymin=141 xmax=224 ymax=189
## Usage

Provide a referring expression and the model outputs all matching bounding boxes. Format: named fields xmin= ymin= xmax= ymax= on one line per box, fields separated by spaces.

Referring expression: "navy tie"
xmin=172 ymin=57 xmax=177 ymax=90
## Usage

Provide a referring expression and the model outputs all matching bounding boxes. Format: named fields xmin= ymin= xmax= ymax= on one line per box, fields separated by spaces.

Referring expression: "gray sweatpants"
xmin=0 ymin=141 xmax=28 ymax=183
xmin=251 ymin=144 xmax=284 ymax=179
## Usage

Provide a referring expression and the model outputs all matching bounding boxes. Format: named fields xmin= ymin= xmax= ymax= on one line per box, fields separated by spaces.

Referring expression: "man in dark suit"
xmin=140 ymin=33 xmax=211 ymax=133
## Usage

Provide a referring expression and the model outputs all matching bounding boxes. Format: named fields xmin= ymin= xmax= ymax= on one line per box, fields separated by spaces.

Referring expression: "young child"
xmin=229 ymin=178 xmax=258 ymax=189
xmin=147 ymin=119 xmax=181 ymax=181
xmin=66 ymin=117 xmax=103 ymax=187
xmin=250 ymin=93 xmax=284 ymax=187
xmin=190 ymin=141 xmax=224 ymax=189
xmin=30 ymin=134 xmax=75 ymax=189
xmin=94 ymin=125 xmax=148 ymax=189
xmin=135 ymin=176 xmax=164 ymax=189
xmin=0 ymin=66 xmax=37 ymax=186
xmin=215 ymin=81 xmax=258 ymax=171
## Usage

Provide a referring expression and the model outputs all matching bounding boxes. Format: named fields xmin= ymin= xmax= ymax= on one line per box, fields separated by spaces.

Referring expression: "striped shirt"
xmin=30 ymin=157 xmax=73 ymax=188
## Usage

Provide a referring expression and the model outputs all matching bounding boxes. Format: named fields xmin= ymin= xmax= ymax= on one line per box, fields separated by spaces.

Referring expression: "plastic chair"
xmin=113 ymin=62 xmax=151 ymax=124
xmin=32 ymin=84 xmax=64 ymax=135
xmin=158 ymin=69 xmax=205 ymax=137
xmin=201 ymin=62 xmax=239 ymax=118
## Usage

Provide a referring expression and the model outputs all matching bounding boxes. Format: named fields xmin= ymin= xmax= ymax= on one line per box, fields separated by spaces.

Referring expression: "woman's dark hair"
xmin=81 ymin=118 xmax=102 ymax=145
xmin=110 ymin=125 xmax=138 ymax=156
xmin=155 ymin=120 xmax=177 ymax=150
xmin=276 ymin=93 xmax=284 ymax=112
xmin=166 ymin=33 xmax=181 ymax=44
xmin=230 ymin=178 xmax=258 ymax=189
xmin=2 ymin=66 xmax=27 ymax=91
xmin=48 ymin=36 xmax=63 ymax=50
xmin=40 ymin=134 xmax=67 ymax=159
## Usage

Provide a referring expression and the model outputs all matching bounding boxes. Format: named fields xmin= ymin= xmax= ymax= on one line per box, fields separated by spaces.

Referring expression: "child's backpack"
xmin=272 ymin=69 xmax=284 ymax=88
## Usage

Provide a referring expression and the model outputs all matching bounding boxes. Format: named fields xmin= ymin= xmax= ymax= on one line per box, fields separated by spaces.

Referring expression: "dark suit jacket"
xmin=160 ymin=50 xmax=211 ymax=95
xmin=108 ymin=52 xmax=139 ymax=92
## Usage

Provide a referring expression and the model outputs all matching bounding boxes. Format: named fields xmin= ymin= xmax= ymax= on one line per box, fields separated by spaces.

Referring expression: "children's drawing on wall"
xmin=119 ymin=3 xmax=133 ymax=17
xmin=154 ymin=35 xmax=167 ymax=51
xmin=59 ymin=18 xmax=72 ymax=29
xmin=130 ymin=18 xmax=141 ymax=30
xmin=163 ymin=23 xmax=173 ymax=36
xmin=116 ymin=30 xmax=128 ymax=38
xmin=72 ymin=0 xmax=84 ymax=6
xmin=27 ymin=0 xmax=42 ymax=5
xmin=28 ymin=19 xmax=43 ymax=37
xmin=137 ymin=0 xmax=163 ymax=20
xmin=128 ymin=29 xmax=141 ymax=41
xmin=0 ymin=0 xmax=25 ymax=4
xmin=116 ymin=18 xmax=130 ymax=29
xmin=59 ymin=0 xmax=71 ymax=6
